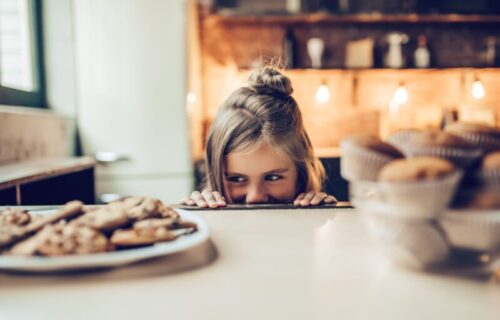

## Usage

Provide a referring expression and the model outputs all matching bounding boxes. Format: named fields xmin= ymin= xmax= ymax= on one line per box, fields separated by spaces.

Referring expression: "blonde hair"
xmin=204 ymin=66 xmax=325 ymax=199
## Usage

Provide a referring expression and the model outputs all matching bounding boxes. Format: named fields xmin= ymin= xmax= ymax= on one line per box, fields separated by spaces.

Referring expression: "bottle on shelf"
xmin=384 ymin=32 xmax=409 ymax=69
xmin=283 ymin=28 xmax=297 ymax=69
xmin=485 ymin=36 xmax=496 ymax=67
xmin=307 ymin=37 xmax=325 ymax=69
xmin=414 ymin=35 xmax=431 ymax=68
xmin=286 ymin=0 xmax=301 ymax=14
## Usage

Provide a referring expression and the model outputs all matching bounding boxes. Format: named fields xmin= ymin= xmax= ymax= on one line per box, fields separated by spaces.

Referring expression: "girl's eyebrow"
xmin=224 ymin=172 xmax=247 ymax=177
xmin=224 ymin=168 xmax=289 ymax=176
xmin=263 ymin=168 xmax=289 ymax=174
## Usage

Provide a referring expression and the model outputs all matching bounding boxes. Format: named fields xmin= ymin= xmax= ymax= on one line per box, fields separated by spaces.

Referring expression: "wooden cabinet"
xmin=0 ymin=157 xmax=95 ymax=205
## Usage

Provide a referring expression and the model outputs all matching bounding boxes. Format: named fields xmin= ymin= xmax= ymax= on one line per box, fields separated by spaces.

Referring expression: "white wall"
xmin=42 ymin=0 xmax=78 ymax=154
xmin=74 ymin=0 xmax=192 ymax=203
xmin=43 ymin=0 xmax=193 ymax=203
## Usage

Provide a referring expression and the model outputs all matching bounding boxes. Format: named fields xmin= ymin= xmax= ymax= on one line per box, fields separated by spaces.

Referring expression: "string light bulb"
xmin=393 ymin=82 xmax=408 ymax=105
xmin=315 ymin=82 xmax=330 ymax=104
xmin=472 ymin=78 xmax=485 ymax=100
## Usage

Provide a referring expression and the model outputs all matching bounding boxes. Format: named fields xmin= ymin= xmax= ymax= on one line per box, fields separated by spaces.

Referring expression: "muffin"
xmin=406 ymin=129 xmax=482 ymax=168
xmin=386 ymin=128 xmax=421 ymax=155
xmin=364 ymin=215 xmax=449 ymax=269
xmin=478 ymin=151 xmax=500 ymax=193
xmin=445 ymin=122 xmax=500 ymax=152
xmin=378 ymin=157 xmax=462 ymax=217
xmin=440 ymin=208 xmax=500 ymax=252
xmin=340 ymin=134 xmax=404 ymax=181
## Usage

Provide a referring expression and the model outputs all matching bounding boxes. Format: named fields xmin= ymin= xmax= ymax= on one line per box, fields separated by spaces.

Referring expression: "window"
xmin=0 ymin=0 xmax=45 ymax=107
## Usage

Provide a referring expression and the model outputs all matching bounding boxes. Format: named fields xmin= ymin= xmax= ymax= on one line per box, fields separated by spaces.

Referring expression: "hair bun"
xmin=247 ymin=67 xmax=293 ymax=97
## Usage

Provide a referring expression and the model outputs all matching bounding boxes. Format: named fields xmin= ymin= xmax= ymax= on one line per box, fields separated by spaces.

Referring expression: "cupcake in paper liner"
xmin=340 ymin=134 xmax=404 ymax=182
xmin=405 ymin=129 xmax=483 ymax=169
xmin=386 ymin=128 xmax=421 ymax=156
xmin=349 ymin=180 xmax=386 ymax=205
xmin=440 ymin=208 xmax=500 ymax=252
xmin=378 ymin=157 xmax=462 ymax=217
xmin=445 ymin=122 xmax=500 ymax=153
xmin=478 ymin=151 xmax=500 ymax=193
xmin=364 ymin=215 xmax=449 ymax=269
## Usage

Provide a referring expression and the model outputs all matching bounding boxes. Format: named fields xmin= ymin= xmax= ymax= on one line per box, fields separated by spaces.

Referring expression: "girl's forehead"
xmin=224 ymin=142 xmax=294 ymax=172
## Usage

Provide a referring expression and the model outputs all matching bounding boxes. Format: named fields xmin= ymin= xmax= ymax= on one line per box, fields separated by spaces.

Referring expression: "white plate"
xmin=0 ymin=209 xmax=209 ymax=272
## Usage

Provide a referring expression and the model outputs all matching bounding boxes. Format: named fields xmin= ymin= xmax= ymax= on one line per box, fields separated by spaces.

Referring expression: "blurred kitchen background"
xmin=1 ymin=0 xmax=500 ymax=205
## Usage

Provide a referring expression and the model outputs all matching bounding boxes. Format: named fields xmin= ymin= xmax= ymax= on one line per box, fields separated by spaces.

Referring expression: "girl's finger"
xmin=191 ymin=191 xmax=208 ymax=208
xmin=213 ymin=191 xmax=226 ymax=206
xmin=202 ymin=190 xmax=218 ymax=208
xmin=180 ymin=197 xmax=190 ymax=205
xmin=310 ymin=192 xmax=327 ymax=205
xmin=300 ymin=191 xmax=316 ymax=207
xmin=294 ymin=193 xmax=306 ymax=205
xmin=324 ymin=195 xmax=338 ymax=204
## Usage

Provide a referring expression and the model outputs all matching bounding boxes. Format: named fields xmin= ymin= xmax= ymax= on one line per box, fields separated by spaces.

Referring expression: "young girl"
xmin=181 ymin=66 xmax=337 ymax=208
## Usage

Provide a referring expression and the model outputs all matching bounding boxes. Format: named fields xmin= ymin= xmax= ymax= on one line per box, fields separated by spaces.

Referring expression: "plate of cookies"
xmin=341 ymin=123 xmax=500 ymax=272
xmin=0 ymin=197 xmax=209 ymax=272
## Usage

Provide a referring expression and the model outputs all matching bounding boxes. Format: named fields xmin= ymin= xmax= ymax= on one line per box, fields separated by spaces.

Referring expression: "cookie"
xmin=0 ymin=200 xmax=84 ymax=250
xmin=72 ymin=206 xmax=129 ymax=232
xmin=110 ymin=218 xmax=196 ymax=247
xmin=36 ymin=223 xmax=110 ymax=256
xmin=111 ymin=196 xmax=165 ymax=221
xmin=9 ymin=222 xmax=110 ymax=256
xmin=0 ymin=208 xmax=31 ymax=226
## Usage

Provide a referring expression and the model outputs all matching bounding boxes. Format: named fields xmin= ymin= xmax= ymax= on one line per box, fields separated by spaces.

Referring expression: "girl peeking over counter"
xmin=181 ymin=66 xmax=337 ymax=208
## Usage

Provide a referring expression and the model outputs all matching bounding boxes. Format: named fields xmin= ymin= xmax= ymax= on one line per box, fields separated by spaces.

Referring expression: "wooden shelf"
xmin=0 ymin=157 xmax=96 ymax=205
xmin=0 ymin=157 xmax=95 ymax=191
xmin=238 ymin=67 xmax=500 ymax=74
xmin=207 ymin=13 xmax=500 ymax=25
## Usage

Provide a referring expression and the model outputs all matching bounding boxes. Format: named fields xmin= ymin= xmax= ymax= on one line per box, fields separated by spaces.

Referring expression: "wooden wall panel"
xmin=189 ymin=14 xmax=500 ymax=159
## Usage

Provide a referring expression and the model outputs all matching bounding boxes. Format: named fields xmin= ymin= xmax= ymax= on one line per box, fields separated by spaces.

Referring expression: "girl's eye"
xmin=265 ymin=174 xmax=282 ymax=182
xmin=226 ymin=176 xmax=246 ymax=183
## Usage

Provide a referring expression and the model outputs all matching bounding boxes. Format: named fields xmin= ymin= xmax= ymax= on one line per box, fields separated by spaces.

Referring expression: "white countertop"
xmin=0 ymin=209 xmax=498 ymax=320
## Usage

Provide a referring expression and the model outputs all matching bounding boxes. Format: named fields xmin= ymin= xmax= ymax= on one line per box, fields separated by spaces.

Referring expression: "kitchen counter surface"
xmin=0 ymin=208 xmax=498 ymax=320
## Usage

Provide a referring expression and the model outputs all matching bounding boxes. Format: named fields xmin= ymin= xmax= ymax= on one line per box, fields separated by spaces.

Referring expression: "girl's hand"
xmin=180 ymin=190 xmax=226 ymax=208
xmin=293 ymin=191 xmax=337 ymax=207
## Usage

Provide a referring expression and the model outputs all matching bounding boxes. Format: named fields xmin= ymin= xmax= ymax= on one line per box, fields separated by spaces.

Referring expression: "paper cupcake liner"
xmin=478 ymin=168 xmax=500 ymax=193
xmin=340 ymin=141 xmax=395 ymax=181
xmin=439 ymin=209 xmax=500 ymax=252
xmin=448 ymin=131 xmax=500 ymax=153
xmin=364 ymin=215 xmax=449 ymax=269
xmin=349 ymin=180 xmax=388 ymax=205
xmin=380 ymin=171 xmax=463 ymax=217
xmin=386 ymin=130 xmax=419 ymax=156
xmin=405 ymin=144 xmax=483 ymax=168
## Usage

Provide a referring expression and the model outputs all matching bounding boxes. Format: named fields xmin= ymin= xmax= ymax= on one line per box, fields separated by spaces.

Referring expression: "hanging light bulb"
xmin=315 ymin=82 xmax=330 ymax=104
xmin=389 ymin=82 xmax=408 ymax=115
xmin=393 ymin=82 xmax=408 ymax=105
xmin=186 ymin=92 xmax=197 ymax=104
xmin=185 ymin=92 xmax=197 ymax=113
xmin=472 ymin=78 xmax=485 ymax=100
